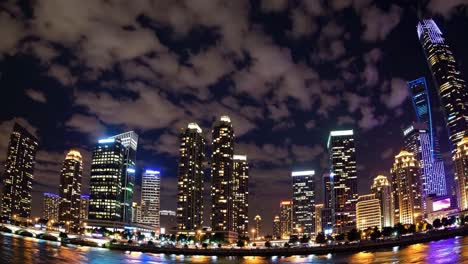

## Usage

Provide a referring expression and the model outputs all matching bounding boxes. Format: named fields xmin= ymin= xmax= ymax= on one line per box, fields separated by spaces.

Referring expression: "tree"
xmin=370 ymin=227 xmax=381 ymax=241
xmin=335 ymin=233 xmax=345 ymax=242
xmin=464 ymin=215 xmax=468 ymax=224
xmin=217 ymin=243 xmax=222 ymax=248
xmin=202 ymin=242 xmax=208 ymax=249
xmin=177 ymin=234 xmax=188 ymax=243
xmin=441 ymin=217 xmax=449 ymax=227
xmin=347 ymin=228 xmax=360 ymax=242
xmin=326 ymin=235 xmax=334 ymax=242
xmin=148 ymin=240 xmax=154 ymax=246
xmin=211 ymin=232 xmax=225 ymax=244
xmin=265 ymin=241 xmax=272 ymax=248
xmin=300 ymin=235 xmax=310 ymax=244
xmin=381 ymin=227 xmax=393 ymax=237
xmin=315 ymin=232 xmax=326 ymax=244
xmin=59 ymin=232 xmax=68 ymax=239
xmin=236 ymin=239 xmax=245 ymax=248
xmin=289 ymin=235 xmax=299 ymax=244
xmin=394 ymin=223 xmax=406 ymax=237
xmin=283 ymin=242 xmax=290 ymax=248
xmin=425 ymin=223 xmax=433 ymax=231
xmin=408 ymin=224 xmax=416 ymax=234
xmin=433 ymin=218 xmax=442 ymax=229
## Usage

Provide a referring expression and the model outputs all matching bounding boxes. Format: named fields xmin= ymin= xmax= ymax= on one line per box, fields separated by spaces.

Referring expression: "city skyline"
xmin=1 ymin=1 xmax=468 ymax=234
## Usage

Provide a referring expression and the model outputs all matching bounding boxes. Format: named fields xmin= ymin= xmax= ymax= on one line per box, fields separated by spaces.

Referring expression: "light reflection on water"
xmin=1 ymin=233 xmax=467 ymax=263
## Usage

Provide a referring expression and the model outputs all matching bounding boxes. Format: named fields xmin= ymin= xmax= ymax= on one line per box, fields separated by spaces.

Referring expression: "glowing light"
xmin=188 ymin=123 xmax=202 ymax=133
xmin=330 ymin=130 xmax=353 ymax=136
xmin=220 ymin=115 xmax=231 ymax=122
xmin=233 ymin=155 xmax=247 ymax=161
xmin=98 ymin=138 xmax=115 ymax=144
xmin=432 ymin=198 xmax=451 ymax=212
xmin=403 ymin=125 xmax=414 ymax=136
xmin=145 ymin=169 xmax=160 ymax=175
xmin=291 ymin=170 xmax=315 ymax=176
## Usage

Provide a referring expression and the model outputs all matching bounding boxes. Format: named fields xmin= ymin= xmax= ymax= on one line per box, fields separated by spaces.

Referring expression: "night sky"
xmin=1 ymin=0 xmax=468 ymax=234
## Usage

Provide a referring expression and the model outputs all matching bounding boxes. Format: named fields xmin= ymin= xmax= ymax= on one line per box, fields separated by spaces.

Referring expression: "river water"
xmin=1 ymin=233 xmax=467 ymax=263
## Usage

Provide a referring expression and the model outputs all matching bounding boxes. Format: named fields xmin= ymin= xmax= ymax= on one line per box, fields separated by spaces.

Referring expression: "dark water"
xmin=1 ymin=233 xmax=467 ymax=263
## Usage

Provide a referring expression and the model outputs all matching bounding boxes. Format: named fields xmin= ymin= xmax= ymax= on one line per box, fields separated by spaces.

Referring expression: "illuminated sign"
xmin=188 ymin=123 xmax=202 ymax=133
xmin=432 ymin=198 xmax=451 ymax=212
xmin=145 ymin=169 xmax=160 ymax=175
xmin=330 ymin=130 xmax=353 ymax=137
xmin=291 ymin=170 xmax=315 ymax=176
xmin=233 ymin=155 xmax=247 ymax=161
xmin=127 ymin=168 xmax=136 ymax=173
xmin=403 ymin=125 xmax=414 ymax=136
xmin=281 ymin=201 xmax=292 ymax=205
xmin=98 ymin=138 xmax=115 ymax=144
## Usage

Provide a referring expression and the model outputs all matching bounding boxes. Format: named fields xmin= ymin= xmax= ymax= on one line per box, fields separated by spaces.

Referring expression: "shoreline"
xmin=109 ymin=226 xmax=468 ymax=256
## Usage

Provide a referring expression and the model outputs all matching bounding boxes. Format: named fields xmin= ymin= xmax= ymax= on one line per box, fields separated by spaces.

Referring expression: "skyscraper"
xmin=211 ymin=116 xmax=235 ymax=232
xmin=233 ymin=154 xmax=249 ymax=236
xmin=108 ymin=131 xmax=139 ymax=223
xmin=88 ymin=138 xmax=125 ymax=221
xmin=417 ymin=19 xmax=468 ymax=153
xmin=43 ymin=193 xmax=60 ymax=222
xmin=323 ymin=173 xmax=333 ymax=209
xmin=328 ymin=130 xmax=357 ymax=231
xmin=291 ymin=170 xmax=315 ymax=235
xmin=280 ymin=200 xmax=293 ymax=239
xmin=59 ymin=150 xmax=83 ymax=226
xmin=454 ymin=137 xmax=468 ymax=210
xmin=273 ymin=215 xmax=281 ymax=239
xmin=315 ymin=204 xmax=323 ymax=234
xmin=176 ymin=123 xmax=205 ymax=231
xmin=1 ymin=123 xmax=39 ymax=222
xmin=254 ymin=214 xmax=262 ymax=238
xmin=356 ymin=194 xmax=381 ymax=231
xmin=391 ymin=150 xmax=423 ymax=225
xmin=140 ymin=169 xmax=161 ymax=227
xmin=371 ymin=175 xmax=394 ymax=228
xmin=80 ymin=195 xmax=89 ymax=220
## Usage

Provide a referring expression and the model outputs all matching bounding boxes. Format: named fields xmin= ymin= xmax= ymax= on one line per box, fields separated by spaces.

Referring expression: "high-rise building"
xmin=254 ymin=214 xmax=262 ymax=238
xmin=328 ymin=130 xmax=357 ymax=231
xmin=315 ymin=204 xmax=323 ymax=234
xmin=108 ymin=131 xmax=139 ymax=223
xmin=391 ymin=150 xmax=423 ymax=225
xmin=371 ymin=175 xmax=394 ymax=228
xmin=273 ymin=215 xmax=281 ymax=239
xmin=211 ymin=116 xmax=235 ymax=232
xmin=454 ymin=137 xmax=468 ymax=210
xmin=58 ymin=150 xmax=83 ymax=226
xmin=160 ymin=210 xmax=176 ymax=233
xmin=417 ymin=19 xmax=468 ymax=154
xmin=1 ymin=123 xmax=39 ymax=222
xmin=140 ymin=169 xmax=161 ymax=227
xmin=356 ymin=194 xmax=381 ymax=231
xmin=88 ymin=138 xmax=125 ymax=221
xmin=43 ymin=193 xmax=60 ymax=222
xmin=176 ymin=123 xmax=205 ymax=231
xmin=323 ymin=173 xmax=333 ymax=209
xmin=280 ymin=200 xmax=293 ymax=239
xmin=233 ymin=154 xmax=249 ymax=236
xmin=131 ymin=202 xmax=142 ymax=223
xmin=80 ymin=195 xmax=89 ymax=220
xmin=320 ymin=208 xmax=335 ymax=234
xmin=292 ymin=170 xmax=315 ymax=235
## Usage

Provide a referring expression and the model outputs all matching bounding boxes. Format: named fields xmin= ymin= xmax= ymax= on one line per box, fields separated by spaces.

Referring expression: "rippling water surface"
xmin=1 ymin=233 xmax=467 ymax=263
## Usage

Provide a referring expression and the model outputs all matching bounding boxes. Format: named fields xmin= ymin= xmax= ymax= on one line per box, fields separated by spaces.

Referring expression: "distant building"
xmin=391 ymin=150 xmax=423 ymax=225
xmin=80 ymin=195 xmax=89 ymax=220
xmin=1 ymin=123 xmax=39 ymax=222
xmin=131 ymin=202 xmax=142 ymax=223
xmin=160 ymin=210 xmax=176 ymax=233
xmin=292 ymin=170 xmax=315 ymax=235
xmin=254 ymin=214 xmax=262 ymax=238
xmin=280 ymin=200 xmax=293 ymax=239
xmin=233 ymin=155 xmax=249 ymax=236
xmin=371 ymin=175 xmax=394 ymax=227
xmin=140 ymin=169 xmax=161 ymax=226
xmin=356 ymin=194 xmax=381 ymax=231
xmin=320 ymin=208 xmax=334 ymax=234
xmin=454 ymin=137 xmax=468 ymax=210
xmin=59 ymin=150 xmax=83 ymax=226
xmin=315 ymin=204 xmax=323 ymax=234
xmin=323 ymin=173 xmax=333 ymax=209
xmin=273 ymin=215 xmax=281 ymax=239
xmin=43 ymin=193 xmax=60 ymax=222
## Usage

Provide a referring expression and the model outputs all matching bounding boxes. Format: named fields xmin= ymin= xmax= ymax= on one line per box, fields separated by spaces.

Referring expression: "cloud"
xmin=0 ymin=10 xmax=25 ymax=57
xmin=428 ymin=0 xmax=468 ymax=17
xmin=361 ymin=5 xmax=402 ymax=42
xmin=142 ymin=133 xmax=180 ymax=156
xmin=305 ymin=120 xmax=316 ymax=130
xmin=65 ymin=113 xmax=106 ymax=140
xmin=260 ymin=0 xmax=288 ymax=13
xmin=25 ymin=89 xmax=47 ymax=103
xmin=382 ymin=78 xmax=409 ymax=109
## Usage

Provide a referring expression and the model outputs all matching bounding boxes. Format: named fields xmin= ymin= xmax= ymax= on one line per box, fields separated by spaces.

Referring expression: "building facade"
xmin=43 ymin=193 xmax=60 ymax=222
xmin=315 ymin=204 xmax=323 ymax=234
xmin=292 ymin=170 xmax=315 ymax=235
xmin=176 ymin=123 xmax=205 ymax=231
xmin=273 ymin=215 xmax=281 ymax=239
xmin=391 ymin=150 xmax=423 ymax=225
xmin=80 ymin=195 xmax=89 ymax=220
xmin=1 ymin=123 xmax=39 ymax=222
xmin=356 ymin=194 xmax=382 ymax=231
xmin=280 ymin=200 xmax=293 ymax=239
xmin=211 ymin=116 xmax=235 ymax=232
xmin=233 ymin=154 xmax=249 ymax=236
xmin=160 ymin=210 xmax=176 ymax=233
xmin=59 ymin=150 xmax=83 ymax=226
xmin=454 ymin=137 xmax=468 ymax=210
xmin=140 ymin=169 xmax=161 ymax=227
xmin=323 ymin=173 xmax=333 ymax=209
xmin=328 ymin=130 xmax=357 ymax=232
xmin=371 ymin=175 xmax=394 ymax=228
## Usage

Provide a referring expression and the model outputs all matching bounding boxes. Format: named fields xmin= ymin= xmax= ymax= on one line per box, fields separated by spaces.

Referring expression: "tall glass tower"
xmin=59 ymin=150 xmax=83 ymax=226
xmin=291 ymin=170 xmax=316 ymax=235
xmin=233 ymin=154 xmax=249 ymax=236
xmin=417 ymin=19 xmax=468 ymax=154
xmin=140 ymin=169 xmax=161 ymax=227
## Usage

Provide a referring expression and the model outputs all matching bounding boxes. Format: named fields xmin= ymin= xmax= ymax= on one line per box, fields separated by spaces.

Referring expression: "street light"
xmin=251 ymin=228 xmax=256 ymax=242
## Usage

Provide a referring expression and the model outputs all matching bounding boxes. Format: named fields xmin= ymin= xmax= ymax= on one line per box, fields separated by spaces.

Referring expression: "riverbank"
xmin=109 ymin=226 xmax=468 ymax=256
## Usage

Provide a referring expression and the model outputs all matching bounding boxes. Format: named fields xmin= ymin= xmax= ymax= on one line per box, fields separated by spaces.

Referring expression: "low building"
xmin=43 ymin=193 xmax=60 ymax=222
xmin=356 ymin=194 xmax=382 ymax=231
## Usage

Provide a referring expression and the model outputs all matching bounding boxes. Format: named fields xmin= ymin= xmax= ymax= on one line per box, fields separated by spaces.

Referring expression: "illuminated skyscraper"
xmin=254 ymin=214 xmax=262 ymax=238
xmin=391 ymin=150 xmax=423 ymax=225
xmin=454 ymin=137 xmax=468 ymax=210
xmin=417 ymin=19 xmax=468 ymax=153
xmin=315 ymin=204 xmax=323 ymax=234
xmin=233 ymin=154 xmax=249 ymax=236
xmin=356 ymin=194 xmax=381 ymax=231
xmin=108 ymin=131 xmax=138 ymax=223
xmin=328 ymin=130 xmax=357 ymax=231
xmin=43 ymin=193 xmax=60 ymax=222
xmin=323 ymin=173 xmax=333 ymax=209
xmin=280 ymin=200 xmax=293 ymax=239
xmin=211 ymin=116 xmax=235 ymax=232
xmin=292 ymin=170 xmax=315 ymax=235
xmin=80 ymin=195 xmax=89 ymax=220
xmin=176 ymin=123 xmax=205 ymax=231
xmin=140 ymin=169 xmax=161 ymax=226
xmin=1 ymin=123 xmax=39 ymax=222
xmin=59 ymin=150 xmax=83 ymax=226
xmin=273 ymin=215 xmax=281 ymax=239
xmin=89 ymin=138 xmax=125 ymax=221
xmin=371 ymin=175 xmax=394 ymax=228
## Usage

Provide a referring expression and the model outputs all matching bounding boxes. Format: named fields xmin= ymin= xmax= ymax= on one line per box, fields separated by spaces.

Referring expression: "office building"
xmin=292 ymin=170 xmax=315 ymax=235
xmin=254 ymin=214 xmax=262 ymax=238
xmin=328 ymin=130 xmax=357 ymax=231
xmin=280 ymin=200 xmax=293 ymax=239
xmin=43 ymin=193 xmax=60 ymax=222
xmin=80 ymin=195 xmax=89 ymax=220
xmin=211 ymin=116 xmax=235 ymax=232
xmin=160 ymin=210 xmax=176 ymax=233
xmin=59 ymin=150 xmax=83 ymax=226
xmin=131 ymin=202 xmax=142 ymax=223
xmin=371 ymin=175 xmax=394 ymax=228
xmin=315 ymin=204 xmax=323 ymax=234
xmin=273 ymin=215 xmax=281 ymax=239
xmin=418 ymin=19 xmax=468 ymax=154
xmin=176 ymin=123 xmax=205 ymax=231
xmin=391 ymin=150 xmax=423 ymax=225
xmin=233 ymin=154 xmax=249 ymax=236
xmin=140 ymin=169 xmax=161 ymax=226
xmin=323 ymin=173 xmax=333 ymax=209
xmin=454 ymin=137 xmax=468 ymax=210
xmin=356 ymin=194 xmax=382 ymax=231
xmin=1 ymin=123 xmax=39 ymax=222
xmin=320 ymin=208 xmax=334 ymax=234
